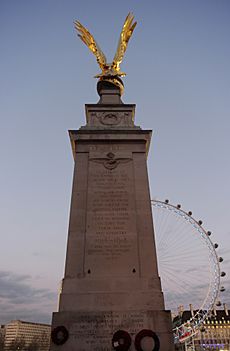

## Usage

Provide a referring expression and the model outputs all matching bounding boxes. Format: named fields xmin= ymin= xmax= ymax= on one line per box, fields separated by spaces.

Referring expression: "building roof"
xmin=173 ymin=309 xmax=230 ymax=325
xmin=8 ymin=320 xmax=51 ymax=327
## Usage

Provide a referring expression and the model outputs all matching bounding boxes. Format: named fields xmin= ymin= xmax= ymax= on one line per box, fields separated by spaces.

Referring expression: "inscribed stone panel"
xmin=69 ymin=311 xmax=147 ymax=351
xmin=84 ymin=150 xmax=139 ymax=276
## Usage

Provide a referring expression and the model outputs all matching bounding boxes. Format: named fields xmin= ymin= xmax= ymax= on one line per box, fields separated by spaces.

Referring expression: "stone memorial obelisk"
xmin=51 ymin=14 xmax=175 ymax=351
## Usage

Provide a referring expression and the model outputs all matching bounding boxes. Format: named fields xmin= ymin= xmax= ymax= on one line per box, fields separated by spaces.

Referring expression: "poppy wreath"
xmin=134 ymin=329 xmax=160 ymax=351
xmin=51 ymin=326 xmax=69 ymax=345
xmin=112 ymin=330 xmax=132 ymax=351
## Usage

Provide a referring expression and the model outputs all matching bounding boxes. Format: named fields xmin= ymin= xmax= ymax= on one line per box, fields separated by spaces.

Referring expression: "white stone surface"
xmin=51 ymin=96 xmax=175 ymax=350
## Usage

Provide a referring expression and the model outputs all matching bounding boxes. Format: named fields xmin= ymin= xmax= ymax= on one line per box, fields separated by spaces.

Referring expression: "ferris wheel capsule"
xmin=200 ymin=326 xmax=206 ymax=333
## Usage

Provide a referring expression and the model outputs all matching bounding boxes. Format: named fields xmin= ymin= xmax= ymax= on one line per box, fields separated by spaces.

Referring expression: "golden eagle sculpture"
xmin=74 ymin=13 xmax=136 ymax=93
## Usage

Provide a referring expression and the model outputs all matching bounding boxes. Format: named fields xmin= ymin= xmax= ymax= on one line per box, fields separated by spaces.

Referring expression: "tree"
xmin=37 ymin=332 xmax=50 ymax=351
xmin=8 ymin=337 xmax=26 ymax=351
xmin=26 ymin=332 xmax=50 ymax=351
xmin=0 ymin=333 xmax=4 ymax=351
xmin=26 ymin=336 xmax=39 ymax=351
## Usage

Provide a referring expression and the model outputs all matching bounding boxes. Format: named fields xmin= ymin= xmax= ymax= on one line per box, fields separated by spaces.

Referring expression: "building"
xmin=173 ymin=305 xmax=230 ymax=350
xmin=4 ymin=320 xmax=50 ymax=351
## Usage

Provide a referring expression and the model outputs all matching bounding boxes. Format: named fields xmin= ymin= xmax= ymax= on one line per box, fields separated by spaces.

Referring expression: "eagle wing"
xmin=112 ymin=13 xmax=137 ymax=71
xmin=74 ymin=21 xmax=107 ymax=71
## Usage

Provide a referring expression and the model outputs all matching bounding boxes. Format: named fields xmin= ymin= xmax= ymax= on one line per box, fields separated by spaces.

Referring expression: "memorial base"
xmin=51 ymin=310 xmax=174 ymax=351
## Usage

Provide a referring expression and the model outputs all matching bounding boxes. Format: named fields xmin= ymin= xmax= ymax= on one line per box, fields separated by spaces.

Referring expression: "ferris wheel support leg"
xmin=184 ymin=337 xmax=195 ymax=351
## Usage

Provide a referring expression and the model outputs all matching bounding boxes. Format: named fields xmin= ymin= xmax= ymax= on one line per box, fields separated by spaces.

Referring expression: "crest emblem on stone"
xmin=90 ymin=152 xmax=132 ymax=170
xmin=100 ymin=113 xmax=121 ymax=125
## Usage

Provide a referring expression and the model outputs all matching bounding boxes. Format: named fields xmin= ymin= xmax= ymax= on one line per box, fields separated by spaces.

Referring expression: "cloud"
xmin=0 ymin=271 xmax=56 ymax=325
xmin=218 ymin=248 xmax=230 ymax=256
xmin=184 ymin=265 xmax=206 ymax=274
xmin=0 ymin=306 xmax=52 ymax=325
xmin=164 ymin=281 xmax=219 ymax=313
xmin=221 ymin=258 xmax=230 ymax=265
xmin=0 ymin=271 xmax=55 ymax=302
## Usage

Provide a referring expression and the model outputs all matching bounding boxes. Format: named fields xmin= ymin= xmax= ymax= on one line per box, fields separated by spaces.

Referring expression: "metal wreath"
xmin=51 ymin=325 xmax=69 ymax=345
xmin=134 ymin=329 xmax=160 ymax=351
xmin=112 ymin=330 xmax=132 ymax=351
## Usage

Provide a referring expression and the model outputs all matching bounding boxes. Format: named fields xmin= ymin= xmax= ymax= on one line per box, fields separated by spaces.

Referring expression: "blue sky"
xmin=0 ymin=0 xmax=229 ymax=324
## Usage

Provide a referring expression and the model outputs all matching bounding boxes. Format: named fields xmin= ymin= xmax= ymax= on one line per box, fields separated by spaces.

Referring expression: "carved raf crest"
xmin=90 ymin=152 xmax=132 ymax=170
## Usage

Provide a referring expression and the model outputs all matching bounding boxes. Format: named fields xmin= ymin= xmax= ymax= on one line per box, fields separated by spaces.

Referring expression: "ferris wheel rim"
xmin=151 ymin=199 xmax=221 ymax=343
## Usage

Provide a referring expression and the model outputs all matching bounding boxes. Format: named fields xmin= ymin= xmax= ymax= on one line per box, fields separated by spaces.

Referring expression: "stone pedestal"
xmin=51 ymin=86 xmax=174 ymax=351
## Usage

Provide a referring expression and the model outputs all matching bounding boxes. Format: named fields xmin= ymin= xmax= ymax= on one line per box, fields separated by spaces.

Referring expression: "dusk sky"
xmin=0 ymin=0 xmax=229 ymax=324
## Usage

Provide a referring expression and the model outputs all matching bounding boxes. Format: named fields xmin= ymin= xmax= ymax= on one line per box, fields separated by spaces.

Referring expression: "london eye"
xmin=151 ymin=199 xmax=225 ymax=343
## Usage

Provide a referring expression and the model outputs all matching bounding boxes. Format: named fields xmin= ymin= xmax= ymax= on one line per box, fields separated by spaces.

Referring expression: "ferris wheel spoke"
xmin=157 ymin=221 xmax=201 ymax=252
xmin=155 ymin=216 xmax=175 ymax=248
xmin=164 ymin=266 xmax=205 ymax=288
xmin=155 ymin=219 xmax=196 ymax=252
xmin=153 ymin=209 xmax=171 ymax=245
xmin=157 ymin=251 xmax=208 ymax=264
